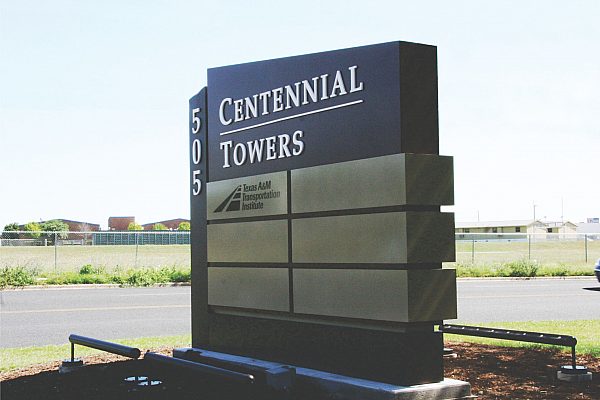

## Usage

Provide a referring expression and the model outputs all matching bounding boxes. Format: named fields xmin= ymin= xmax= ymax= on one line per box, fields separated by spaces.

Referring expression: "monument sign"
xmin=189 ymin=41 xmax=456 ymax=385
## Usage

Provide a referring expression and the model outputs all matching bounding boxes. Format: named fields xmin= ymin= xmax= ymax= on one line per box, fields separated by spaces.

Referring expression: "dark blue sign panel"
xmin=207 ymin=41 xmax=438 ymax=181
xmin=189 ymin=88 xmax=208 ymax=345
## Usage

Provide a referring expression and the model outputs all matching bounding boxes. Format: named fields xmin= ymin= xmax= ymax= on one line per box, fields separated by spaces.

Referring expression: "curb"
xmin=456 ymin=276 xmax=595 ymax=281
xmin=1 ymin=282 xmax=191 ymax=291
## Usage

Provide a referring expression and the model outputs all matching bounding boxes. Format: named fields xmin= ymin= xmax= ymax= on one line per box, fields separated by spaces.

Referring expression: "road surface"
xmin=0 ymin=286 xmax=190 ymax=348
xmin=1 ymin=277 xmax=598 ymax=348
xmin=454 ymin=277 xmax=599 ymax=323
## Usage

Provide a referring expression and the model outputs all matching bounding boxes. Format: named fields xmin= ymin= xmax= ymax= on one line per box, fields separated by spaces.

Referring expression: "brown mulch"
xmin=1 ymin=342 xmax=598 ymax=399
xmin=444 ymin=342 xmax=599 ymax=399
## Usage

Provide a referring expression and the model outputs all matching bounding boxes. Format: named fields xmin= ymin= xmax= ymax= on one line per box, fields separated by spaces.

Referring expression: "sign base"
xmin=174 ymin=347 xmax=472 ymax=400
xmin=197 ymin=313 xmax=445 ymax=386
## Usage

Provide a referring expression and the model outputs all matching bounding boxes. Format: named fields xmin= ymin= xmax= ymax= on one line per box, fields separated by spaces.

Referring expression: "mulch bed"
xmin=1 ymin=342 xmax=598 ymax=399
xmin=444 ymin=341 xmax=599 ymax=399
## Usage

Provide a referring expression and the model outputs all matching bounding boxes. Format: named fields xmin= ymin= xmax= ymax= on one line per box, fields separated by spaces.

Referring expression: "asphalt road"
xmin=0 ymin=286 xmax=191 ymax=348
xmin=454 ymin=277 xmax=599 ymax=323
xmin=1 ymin=277 xmax=598 ymax=348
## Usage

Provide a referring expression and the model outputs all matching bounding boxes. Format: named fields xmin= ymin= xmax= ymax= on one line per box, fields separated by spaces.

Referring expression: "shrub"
xmin=127 ymin=222 xmax=144 ymax=231
xmin=126 ymin=268 xmax=160 ymax=286
xmin=504 ymin=259 xmax=539 ymax=277
xmin=0 ymin=267 xmax=36 ymax=288
xmin=177 ymin=222 xmax=190 ymax=231
xmin=551 ymin=267 xmax=569 ymax=277
xmin=79 ymin=264 xmax=105 ymax=275
xmin=124 ymin=267 xmax=191 ymax=286
xmin=168 ymin=268 xmax=191 ymax=282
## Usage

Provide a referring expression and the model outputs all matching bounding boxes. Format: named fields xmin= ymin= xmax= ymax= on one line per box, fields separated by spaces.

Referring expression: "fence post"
xmin=135 ymin=232 xmax=139 ymax=268
xmin=585 ymin=234 xmax=588 ymax=263
xmin=471 ymin=239 xmax=475 ymax=264
xmin=54 ymin=232 xmax=58 ymax=273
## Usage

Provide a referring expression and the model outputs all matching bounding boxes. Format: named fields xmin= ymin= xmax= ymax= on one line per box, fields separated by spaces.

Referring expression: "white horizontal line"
xmin=219 ymin=99 xmax=364 ymax=136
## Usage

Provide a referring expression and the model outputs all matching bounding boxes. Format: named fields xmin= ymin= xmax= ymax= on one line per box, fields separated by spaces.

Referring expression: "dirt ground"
xmin=1 ymin=342 xmax=598 ymax=399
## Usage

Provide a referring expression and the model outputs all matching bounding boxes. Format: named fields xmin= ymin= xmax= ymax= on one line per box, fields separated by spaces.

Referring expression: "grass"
xmin=2 ymin=239 xmax=599 ymax=274
xmin=0 ymin=245 xmax=191 ymax=272
xmin=444 ymin=320 xmax=600 ymax=357
xmin=1 ymin=239 xmax=598 ymax=282
xmin=3 ymin=321 xmax=597 ymax=373
xmin=453 ymin=238 xmax=600 ymax=269
xmin=449 ymin=259 xmax=594 ymax=278
xmin=0 ymin=265 xmax=191 ymax=288
xmin=0 ymin=334 xmax=192 ymax=373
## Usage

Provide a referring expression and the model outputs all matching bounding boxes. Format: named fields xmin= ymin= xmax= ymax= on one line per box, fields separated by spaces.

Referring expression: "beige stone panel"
xmin=208 ymin=220 xmax=288 ymax=263
xmin=291 ymin=154 xmax=453 ymax=213
xmin=292 ymin=212 xmax=454 ymax=264
xmin=293 ymin=269 xmax=456 ymax=322
xmin=209 ymin=267 xmax=289 ymax=311
xmin=404 ymin=154 xmax=454 ymax=206
xmin=292 ymin=213 xmax=407 ymax=264
xmin=407 ymin=268 xmax=457 ymax=321
xmin=406 ymin=212 xmax=456 ymax=263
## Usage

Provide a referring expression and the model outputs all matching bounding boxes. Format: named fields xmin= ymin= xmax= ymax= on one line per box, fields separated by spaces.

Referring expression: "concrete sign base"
xmin=174 ymin=347 xmax=473 ymax=400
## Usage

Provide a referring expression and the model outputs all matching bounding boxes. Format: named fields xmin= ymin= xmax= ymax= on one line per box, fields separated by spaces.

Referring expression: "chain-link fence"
xmin=1 ymin=231 xmax=599 ymax=273
xmin=454 ymin=232 xmax=600 ymax=267
xmin=0 ymin=231 xmax=191 ymax=272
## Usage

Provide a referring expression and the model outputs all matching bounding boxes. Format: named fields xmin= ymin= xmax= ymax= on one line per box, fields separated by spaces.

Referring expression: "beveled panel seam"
xmin=208 ymin=263 xmax=290 ymax=268
xmin=207 ymin=204 xmax=440 ymax=225
xmin=287 ymin=170 xmax=294 ymax=313
xmin=209 ymin=305 xmax=438 ymax=330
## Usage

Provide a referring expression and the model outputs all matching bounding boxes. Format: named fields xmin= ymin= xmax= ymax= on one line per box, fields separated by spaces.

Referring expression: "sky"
xmin=1 ymin=0 xmax=598 ymax=230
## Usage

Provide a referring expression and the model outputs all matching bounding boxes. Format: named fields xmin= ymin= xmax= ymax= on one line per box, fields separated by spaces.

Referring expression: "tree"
xmin=39 ymin=220 xmax=69 ymax=245
xmin=40 ymin=220 xmax=70 ymax=239
xmin=3 ymin=222 xmax=20 ymax=239
xmin=152 ymin=223 xmax=168 ymax=231
xmin=23 ymin=222 xmax=42 ymax=238
xmin=177 ymin=221 xmax=190 ymax=231
xmin=127 ymin=222 xmax=143 ymax=231
xmin=4 ymin=222 xmax=19 ymax=231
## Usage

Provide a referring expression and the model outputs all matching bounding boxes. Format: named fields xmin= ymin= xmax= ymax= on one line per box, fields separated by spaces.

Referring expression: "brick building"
xmin=108 ymin=216 xmax=135 ymax=231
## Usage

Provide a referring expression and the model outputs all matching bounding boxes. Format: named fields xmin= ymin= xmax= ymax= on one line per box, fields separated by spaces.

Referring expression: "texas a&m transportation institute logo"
xmin=214 ymin=180 xmax=281 ymax=213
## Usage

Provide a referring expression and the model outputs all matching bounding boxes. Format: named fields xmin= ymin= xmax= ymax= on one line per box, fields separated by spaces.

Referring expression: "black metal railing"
xmin=68 ymin=334 xmax=141 ymax=361
xmin=144 ymin=352 xmax=255 ymax=385
xmin=439 ymin=324 xmax=579 ymax=369
xmin=65 ymin=335 xmax=296 ymax=391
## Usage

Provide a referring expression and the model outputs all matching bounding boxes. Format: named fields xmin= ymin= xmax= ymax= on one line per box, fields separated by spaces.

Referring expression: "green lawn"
xmin=443 ymin=320 xmax=600 ymax=357
xmin=0 ymin=334 xmax=192 ymax=372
